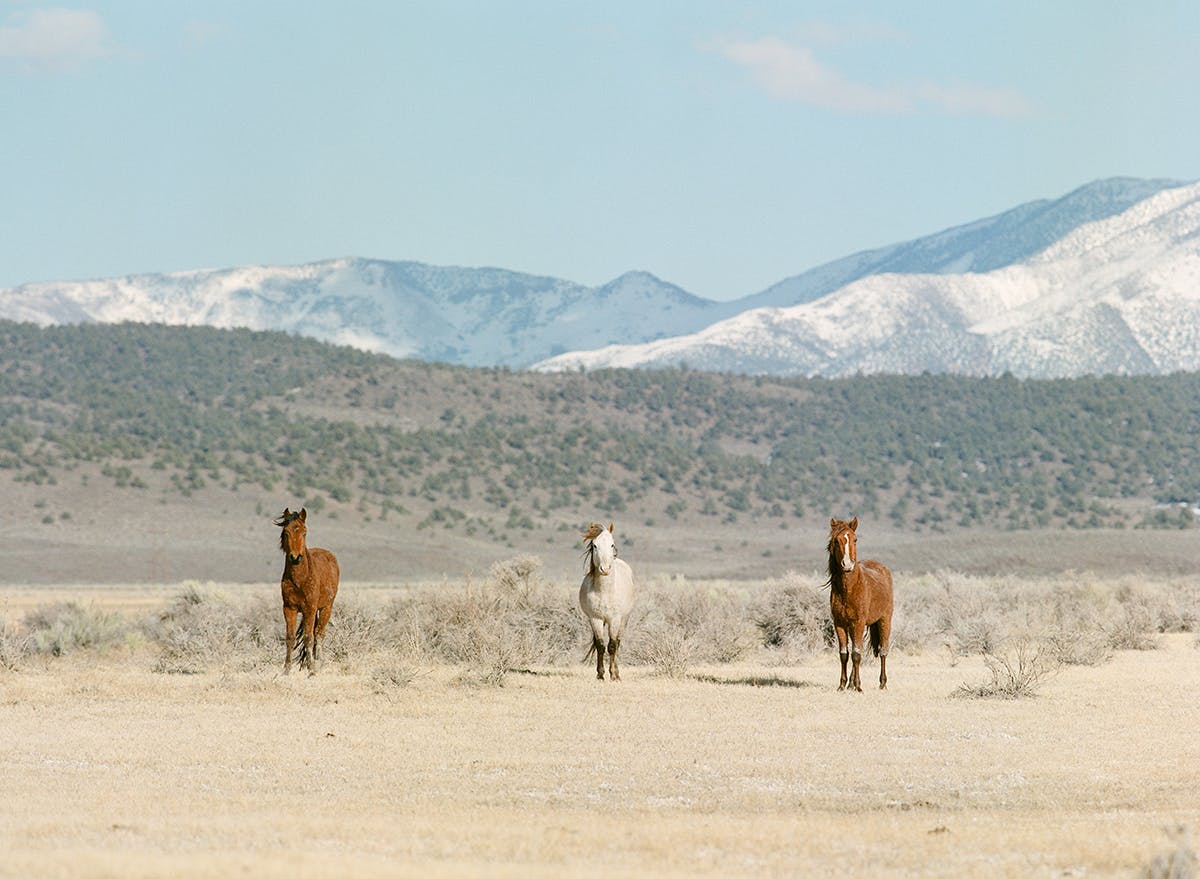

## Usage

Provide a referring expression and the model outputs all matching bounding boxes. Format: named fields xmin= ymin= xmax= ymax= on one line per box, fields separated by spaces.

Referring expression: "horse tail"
xmin=582 ymin=642 xmax=597 ymax=664
xmin=869 ymin=620 xmax=883 ymax=658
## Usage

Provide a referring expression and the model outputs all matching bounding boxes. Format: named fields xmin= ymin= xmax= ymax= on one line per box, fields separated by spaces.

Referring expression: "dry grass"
xmin=0 ymin=629 xmax=1197 ymax=877
xmin=1145 ymin=826 xmax=1199 ymax=879
xmin=953 ymin=640 xmax=1060 ymax=699
xmin=2 ymin=568 xmax=1198 ymax=876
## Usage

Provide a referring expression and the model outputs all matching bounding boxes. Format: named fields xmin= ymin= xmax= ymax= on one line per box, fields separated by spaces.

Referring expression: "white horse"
xmin=579 ymin=522 xmax=636 ymax=681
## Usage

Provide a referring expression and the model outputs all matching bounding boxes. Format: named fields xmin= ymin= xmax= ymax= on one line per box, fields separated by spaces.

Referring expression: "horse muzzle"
xmin=842 ymin=562 xmax=856 ymax=573
xmin=288 ymin=553 xmax=303 ymax=565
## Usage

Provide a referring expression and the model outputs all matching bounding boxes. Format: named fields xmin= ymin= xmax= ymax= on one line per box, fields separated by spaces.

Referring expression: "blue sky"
xmin=2 ymin=2 xmax=1197 ymax=300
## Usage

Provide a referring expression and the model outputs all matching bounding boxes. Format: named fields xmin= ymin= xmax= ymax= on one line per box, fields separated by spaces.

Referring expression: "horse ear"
xmin=299 ymin=507 xmax=307 ymax=522
xmin=608 ymin=522 xmax=614 ymax=534
xmin=830 ymin=517 xmax=838 ymax=529
xmin=849 ymin=516 xmax=858 ymax=531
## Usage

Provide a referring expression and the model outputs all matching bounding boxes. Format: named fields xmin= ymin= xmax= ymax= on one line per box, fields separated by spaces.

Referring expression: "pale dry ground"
xmin=2 ymin=631 xmax=1197 ymax=877
xmin=4 ymin=467 xmax=1198 ymax=585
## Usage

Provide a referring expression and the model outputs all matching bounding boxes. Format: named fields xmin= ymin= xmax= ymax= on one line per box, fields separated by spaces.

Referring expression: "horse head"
xmin=276 ymin=507 xmax=308 ymax=565
xmin=581 ymin=521 xmax=617 ymax=576
xmin=829 ymin=516 xmax=859 ymax=573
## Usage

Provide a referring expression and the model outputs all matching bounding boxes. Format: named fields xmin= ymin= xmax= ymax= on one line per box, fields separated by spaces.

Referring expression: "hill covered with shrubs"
xmin=0 ymin=320 xmax=1197 ymax=538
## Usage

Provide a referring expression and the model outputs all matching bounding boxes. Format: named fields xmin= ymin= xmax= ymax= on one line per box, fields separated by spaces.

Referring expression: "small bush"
xmin=623 ymin=579 xmax=758 ymax=677
xmin=629 ymin=620 xmax=695 ymax=678
xmin=368 ymin=657 xmax=424 ymax=693
xmin=321 ymin=595 xmax=395 ymax=665
xmin=1042 ymin=625 xmax=1112 ymax=667
xmin=0 ymin=617 xmax=31 ymax=670
xmin=151 ymin=583 xmax=277 ymax=673
xmin=751 ymin=573 xmax=833 ymax=653
xmin=954 ymin=640 xmax=1059 ymax=699
xmin=1103 ymin=601 xmax=1159 ymax=651
xmin=403 ymin=556 xmax=579 ymax=685
xmin=24 ymin=602 xmax=128 ymax=657
xmin=1145 ymin=825 xmax=1197 ymax=879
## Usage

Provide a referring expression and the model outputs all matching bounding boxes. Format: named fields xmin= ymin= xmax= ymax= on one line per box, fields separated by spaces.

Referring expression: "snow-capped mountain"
xmin=0 ymin=177 xmax=1194 ymax=377
xmin=535 ymin=182 xmax=1200 ymax=378
xmin=0 ymin=260 xmax=730 ymax=367
xmin=743 ymin=177 xmax=1184 ymax=310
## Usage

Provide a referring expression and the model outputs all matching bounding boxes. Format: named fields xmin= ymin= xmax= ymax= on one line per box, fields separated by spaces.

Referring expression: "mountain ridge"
xmin=0 ymin=176 xmax=1192 ymax=377
xmin=536 ymin=181 xmax=1200 ymax=378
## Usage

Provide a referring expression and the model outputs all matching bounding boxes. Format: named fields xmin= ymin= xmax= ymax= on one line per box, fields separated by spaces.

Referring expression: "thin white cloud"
xmin=0 ymin=7 xmax=118 ymax=73
xmin=913 ymin=79 xmax=1029 ymax=119
xmin=713 ymin=36 xmax=1029 ymax=119
xmin=718 ymin=37 xmax=910 ymax=114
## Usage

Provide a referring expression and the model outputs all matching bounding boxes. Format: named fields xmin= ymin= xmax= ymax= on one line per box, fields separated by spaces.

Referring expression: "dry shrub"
xmin=320 ymin=595 xmax=399 ymax=665
xmin=1155 ymin=580 xmax=1200 ymax=634
xmin=887 ymin=587 xmax=941 ymax=655
xmin=0 ymin=617 xmax=32 ymax=671
xmin=1042 ymin=625 xmax=1113 ymax=667
xmin=914 ymin=571 xmax=1171 ymax=666
xmin=24 ymin=602 xmax=129 ymax=657
xmin=367 ymin=657 xmax=424 ymax=693
xmin=625 ymin=579 xmax=758 ymax=677
xmin=629 ymin=621 xmax=694 ymax=678
xmin=1145 ymin=825 xmax=1197 ymax=879
xmin=923 ymin=571 xmax=1028 ymax=658
xmin=1102 ymin=600 xmax=1159 ymax=651
xmin=751 ymin=572 xmax=833 ymax=654
xmin=401 ymin=556 xmax=579 ymax=685
xmin=151 ymin=583 xmax=277 ymax=673
xmin=954 ymin=640 xmax=1060 ymax=699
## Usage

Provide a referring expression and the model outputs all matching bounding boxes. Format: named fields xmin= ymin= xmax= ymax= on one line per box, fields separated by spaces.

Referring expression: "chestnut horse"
xmin=826 ymin=517 xmax=893 ymax=691
xmin=275 ymin=507 xmax=340 ymax=674
xmin=579 ymin=522 xmax=636 ymax=681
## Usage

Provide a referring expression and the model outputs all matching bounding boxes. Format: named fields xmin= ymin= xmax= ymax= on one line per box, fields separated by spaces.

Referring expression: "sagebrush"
xmin=5 ymin=566 xmax=1189 ymax=683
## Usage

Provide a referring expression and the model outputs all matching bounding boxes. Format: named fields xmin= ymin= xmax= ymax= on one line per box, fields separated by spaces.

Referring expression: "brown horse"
xmin=826 ymin=517 xmax=893 ymax=691
xmin=275 ymin=507 xmax=340 ymax=674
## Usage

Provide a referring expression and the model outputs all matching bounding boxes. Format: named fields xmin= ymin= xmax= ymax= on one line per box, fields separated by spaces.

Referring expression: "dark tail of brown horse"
xmin=869 ymin=619 xmax=884 ymax=658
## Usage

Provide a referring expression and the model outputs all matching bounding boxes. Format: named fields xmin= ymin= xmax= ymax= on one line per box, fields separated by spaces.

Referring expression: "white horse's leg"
xmin=589 ymin=618 xmax=607 ymax=680
xmin=607 ymin=619 xmax=624 ymax=681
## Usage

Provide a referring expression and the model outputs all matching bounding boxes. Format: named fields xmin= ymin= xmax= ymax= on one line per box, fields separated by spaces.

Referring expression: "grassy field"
xmin=2 ymin=573 xmax=1198 ymax=878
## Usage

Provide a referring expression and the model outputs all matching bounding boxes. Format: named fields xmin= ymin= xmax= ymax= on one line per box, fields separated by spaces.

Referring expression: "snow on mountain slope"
xmin=0 ymin=260 xmax=729 ymax=368
xmin=742 ymin=177 xmax=1184 ymax=310
xmin=535 ymin=182 xmax=1200 ymax=378
xmin=1 ymin=177 xmax=1193 ymax=377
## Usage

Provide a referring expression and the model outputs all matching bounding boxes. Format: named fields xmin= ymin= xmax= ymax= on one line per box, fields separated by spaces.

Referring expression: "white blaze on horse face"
xmin=840 ymin=532 xmax=856 ymax=572
xmin=591 ymin=529 xmax=617 ymax=576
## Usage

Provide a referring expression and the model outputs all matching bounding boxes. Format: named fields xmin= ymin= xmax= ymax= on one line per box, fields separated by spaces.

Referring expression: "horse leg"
xmin=875 ymin=617 xmax=891 ymax=690
xmin=850 ymin=623 xmax=865 ymax=692
xmin=834 ymin=626 xmax=849 ymax=691
xmin=314 ymin=603 xmax=334 ymax=663
xmin=590 ymin=619 xmax=607 ymax=680
xmin=608 ymin=636 xmax=621 ymax=682
xmin=282 ymin=606 xmax=298 ymax=674
xmin=302 ymin=609 xmax=317 ymax=673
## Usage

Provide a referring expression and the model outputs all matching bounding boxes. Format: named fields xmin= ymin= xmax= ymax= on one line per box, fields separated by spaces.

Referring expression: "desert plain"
xmin=1 ymin=568 xmax=1198 ymax=879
